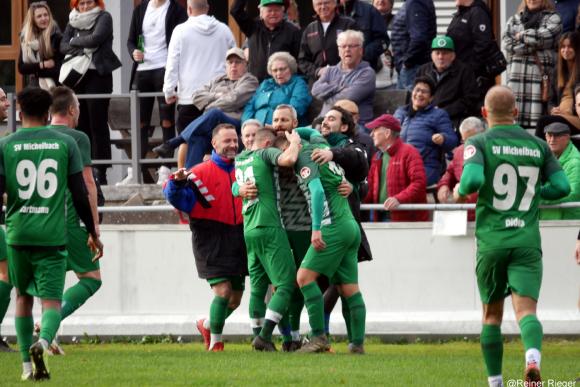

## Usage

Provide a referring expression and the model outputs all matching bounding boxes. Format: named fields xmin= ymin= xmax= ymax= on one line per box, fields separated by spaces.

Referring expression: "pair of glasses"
xmin=338 ymin=44 xmax=361 ymax=50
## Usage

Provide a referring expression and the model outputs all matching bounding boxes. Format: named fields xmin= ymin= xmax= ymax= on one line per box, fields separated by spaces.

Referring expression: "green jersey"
xmin=278 ymin=168 xmax=311 ymax=231
xmin=295 ymin=142 xmax=353 ymax=226
xmin=463 ymin=124 xmax=562 ymax=251
xmin=235 ymin=148 xmax=284 ymax=231
xmin=49 ymin=125 xmax=92 ymax=228
xmin=0 ymin=126 xmax=83 ymax=246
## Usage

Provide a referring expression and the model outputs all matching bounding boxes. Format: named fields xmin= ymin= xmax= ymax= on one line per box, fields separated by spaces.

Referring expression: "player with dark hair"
xmin=454 ymin=86 xmax=570 ymax=386
xmin=0 ymin=87 xmax=102 ymax=381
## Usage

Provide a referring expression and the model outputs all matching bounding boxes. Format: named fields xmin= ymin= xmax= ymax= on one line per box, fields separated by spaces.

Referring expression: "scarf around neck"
xmin=68 ymin=7 xmax=102 ymax=30
xmin=521 ymin=7 xmax=543 ymax=30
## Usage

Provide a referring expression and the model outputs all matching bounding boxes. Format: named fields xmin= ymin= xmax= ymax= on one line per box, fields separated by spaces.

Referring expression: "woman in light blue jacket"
xmin=242 ymin=51 xmax=311 ymax=125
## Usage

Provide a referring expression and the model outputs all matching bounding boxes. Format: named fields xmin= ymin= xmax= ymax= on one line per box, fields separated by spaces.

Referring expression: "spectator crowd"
xmin=7 ymin=0 xmax=580 ymax=220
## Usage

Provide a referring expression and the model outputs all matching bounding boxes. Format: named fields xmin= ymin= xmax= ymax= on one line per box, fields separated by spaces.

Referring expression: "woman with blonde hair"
xmin=18 ymin=1 xmax=63 ymax=90
xmin=503 ymin=0 xmax=562 ymax=130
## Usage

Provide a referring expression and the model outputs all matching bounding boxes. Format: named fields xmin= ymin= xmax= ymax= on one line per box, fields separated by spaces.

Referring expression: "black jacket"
xmin=390 ymin=0 xmax=436 ymax=72
xmin=298 ymin=14 xmax=357 ymax=81
xmin=338 ymin=0 xmax=389 ymax=72
xmin=446 ymin=0 xmax=500 ymax=79
xmin=417 ymin=60 xmax=480 ymax=127
xmin=127 ymin=0 xmax=187 ymax=87
xmin=231 ymin=0 xmax=301 ymax=81
xmin=18 ymin=27 xmax=63 ymax=86
xmin=60 ymin=10 xmax=122 ymax=76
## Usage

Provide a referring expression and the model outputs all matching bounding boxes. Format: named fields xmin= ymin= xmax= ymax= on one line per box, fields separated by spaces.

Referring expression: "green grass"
xmin=0 ymin=339 xmax=578 ymax=386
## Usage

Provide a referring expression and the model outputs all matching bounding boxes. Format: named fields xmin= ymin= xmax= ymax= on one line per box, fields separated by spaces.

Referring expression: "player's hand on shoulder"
xmin=172 ymin=168 xmax=191 ymax=181
xmin=311 ymin=230 xmax=326 ymax=251
xmin=311 ymin=148 xmax=333 ymax=164
xmin=88 ymin=234 xmax=104 ymax=262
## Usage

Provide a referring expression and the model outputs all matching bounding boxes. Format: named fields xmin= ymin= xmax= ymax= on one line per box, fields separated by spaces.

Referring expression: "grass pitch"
xmin=0 ymin=339 xmax=578 ymax=386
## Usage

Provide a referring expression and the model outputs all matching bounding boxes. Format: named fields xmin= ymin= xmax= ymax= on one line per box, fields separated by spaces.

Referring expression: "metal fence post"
xmin=130 ymin=90 xmax=142 ymax=183
xmin=7 ymin=93 xmax=16 ymax=133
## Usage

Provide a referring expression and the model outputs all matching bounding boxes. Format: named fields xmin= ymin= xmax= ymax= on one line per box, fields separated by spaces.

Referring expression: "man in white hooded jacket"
xmin=163 ymin=0 xmax=236 ymax=132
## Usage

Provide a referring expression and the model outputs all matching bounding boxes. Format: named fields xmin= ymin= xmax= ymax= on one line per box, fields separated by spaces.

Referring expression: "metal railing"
xmin=5 ymin=90 xmax=173 ymax=184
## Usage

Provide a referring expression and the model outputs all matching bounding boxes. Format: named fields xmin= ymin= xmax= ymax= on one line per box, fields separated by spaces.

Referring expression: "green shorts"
xmin=301 ymin=219 xmax=360 ymax=285
xmin=0 ymin=227 xmax=7 ymax=262
xmin=246 ymin=227 xmax=296 ymax=289
xmin=286 ymin=230 xmax=310 ymax=266
xmin=8 ymin=246 xmax=67 ymax=300
xmin=66 ymin=226 xmax=99 ymax=274
xmin=207 ymin=275 xmax=246 ymax=291
xmin=476 ymin=247 xmax=542 ymax=304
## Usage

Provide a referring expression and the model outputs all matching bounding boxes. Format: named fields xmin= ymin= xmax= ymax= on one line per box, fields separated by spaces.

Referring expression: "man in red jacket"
xmin=365 ymin=114 xmax=429 ymax=221
xmin=436 ymin=116 xmax=484 ymax=220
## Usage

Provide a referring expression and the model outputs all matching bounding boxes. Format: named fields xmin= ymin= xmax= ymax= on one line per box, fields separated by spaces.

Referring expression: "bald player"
xmin=454 ymin=86 xmax=570 ymax=386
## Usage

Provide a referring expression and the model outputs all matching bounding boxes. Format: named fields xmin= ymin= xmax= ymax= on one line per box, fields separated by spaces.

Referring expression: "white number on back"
xmin=492 ymin=163 xmax=539 ymax=211
xmin=16 ymin=159 xmax=59 ymax=200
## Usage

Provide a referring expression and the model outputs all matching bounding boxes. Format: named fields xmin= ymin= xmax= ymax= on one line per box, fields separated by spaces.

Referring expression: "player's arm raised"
xmin=276 ymin=130 xmax=302 ymax=167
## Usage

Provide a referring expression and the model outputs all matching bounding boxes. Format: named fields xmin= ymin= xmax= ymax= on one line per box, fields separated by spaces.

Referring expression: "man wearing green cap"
xmin=231 ymin=0 xmax=301 ymax=82
xmin=417 ymin=35 xmax=480 ymax=130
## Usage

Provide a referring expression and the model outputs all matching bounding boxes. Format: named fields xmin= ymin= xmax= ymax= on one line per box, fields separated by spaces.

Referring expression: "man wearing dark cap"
xmin=231 ymin=0 xmax=301 ymax=81
xmin=416 ymin=35 xmax=480 ymax=130
xmin=541 ymin=122 xmax=580 ymax=219
xmin=364 ymin=114 xmax=429 ymax=221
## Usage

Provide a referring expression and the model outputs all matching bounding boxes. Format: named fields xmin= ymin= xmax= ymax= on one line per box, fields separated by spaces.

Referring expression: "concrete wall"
xmin=2 ymin=221 xmax=578 ymax=338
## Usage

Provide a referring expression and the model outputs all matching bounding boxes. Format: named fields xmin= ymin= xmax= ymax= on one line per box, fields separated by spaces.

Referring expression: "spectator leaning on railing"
xmin=163 ymin=0 xmax=235 ymax=134
xmin=540 ymin=122 xmax=580 ymax=220
xmin=311 ymin=30 xmax=376 ymax=125
xmin=60 ymin=0 xmax=122 ymax=186
xmin=365 ymin=113 xmax=429 ymax=222
xmin=230 ymin=0 xmax=301 ymax=82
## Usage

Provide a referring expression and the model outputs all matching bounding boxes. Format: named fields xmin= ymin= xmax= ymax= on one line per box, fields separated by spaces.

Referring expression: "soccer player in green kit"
xmin=0 ymin=88 xmax=102 ymax=381
xmin=276 ymin=128 xmax=366 ymax=354
xmin=235 ymin=128 xmax=302 ymax=351
xmin=46 ymin=87 xmax=102 ymax=353
xmin=0 ymin=87 xmax=14 ymax=352
xmin=454 ymin=86 xmax=570 ymax=386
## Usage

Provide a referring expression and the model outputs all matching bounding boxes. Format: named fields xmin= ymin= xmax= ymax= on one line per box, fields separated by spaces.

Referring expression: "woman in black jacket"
xmin=60 ymin=0 xmax=121 ymax=185
xmin=127 ymin=0 xmax=187 ymax=183
xmin=18 ymin=2 xmax=63 ymax=90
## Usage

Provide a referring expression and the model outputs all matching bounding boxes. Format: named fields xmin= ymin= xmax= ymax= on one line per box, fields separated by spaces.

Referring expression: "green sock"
xmin=300 ymin=282 xmax=325 ymax=337
xmin=249 ymin=286 xmax=267 ymax=337
xmin=209 ymin=296 xmax=228 ymax=334
xmin=288 ymin=288 xmax=304 ymax=332
xmin=40 ymin=308 xmax=62 ymax=344
xmin=346 ymin=292 xmax=365 ymax=346
xmin=519 ymin=314 xmax=543 ymax=351
xmin=61 ymin=278 xmax=102 ymax=320
xmin=15 ymin=316 xmax=34 ymax=362
xmin=260 ymin=286 xmax=291 ymax=341
xmin=481 ymin=324 xmax=503 ymax=376
xmin=340 ymin=296 xmax=352 ymax=343
xmin=225 ymin=306 xmax=235 ymax=319
xmin=0 ymin=280 xmax=12 ymax=332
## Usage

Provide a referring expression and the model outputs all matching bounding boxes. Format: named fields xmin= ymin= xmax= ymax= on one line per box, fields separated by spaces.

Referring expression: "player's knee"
xmin=212 ymin=282 xmax=232 ymax=299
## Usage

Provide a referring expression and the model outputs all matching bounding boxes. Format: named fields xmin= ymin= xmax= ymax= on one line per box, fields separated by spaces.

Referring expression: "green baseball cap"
xmin=431 ymin=36 xmax=455 ymax=51
xmin=260 ymin=0 xmax=284 ymax=6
